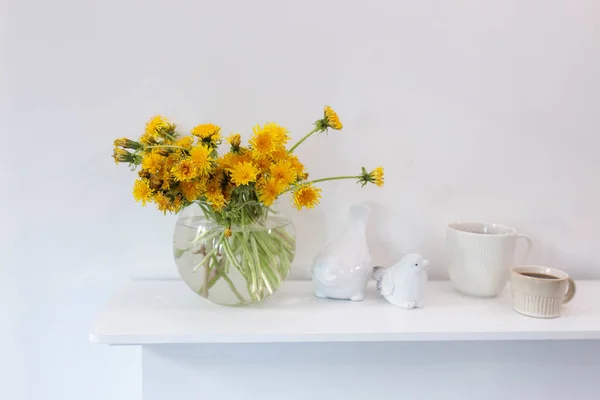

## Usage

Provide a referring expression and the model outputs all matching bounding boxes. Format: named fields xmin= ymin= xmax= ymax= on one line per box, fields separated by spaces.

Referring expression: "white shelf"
xmin=89 ymin=280 xmax=600 ymax=345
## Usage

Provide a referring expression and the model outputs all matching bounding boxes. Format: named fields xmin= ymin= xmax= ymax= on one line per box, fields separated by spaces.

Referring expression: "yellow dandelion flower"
xmin=212 ymin=133 xmax=222 ymax=143
xmin=250 ymin=124 xmax=278 ymax=157
xmin=132 ymin=179 xmax=153 ymax=206
xmin=211 ymin=165 xmax=227 ymax=184
xmin=191 ymin=123 xmax=221 ymax=143
xmin=210 ymin=195 xmax=226 ymax=211
xmin=216 ymin=154 xmax=231 ymax=170
xmin=154 ymin=192 xmax=171 ymax=214
xmin=159 ymin=158 xmax=177 ymax=188
xmin=165 ymin=151 xmax=182 ymax=169
xmin=287 ymin=155 xmax=306 ymax=180
xmin=323 ymin=105 xmax=343 ymax=130
xmin=160 ymin=177 xmax=171 ymax=191
xmin=175 ymin=136 xmax=194 ymax=149
xmin=270 ymin=160 xmax=297 ymax=186
xmin=205 ymin=182 xmax=227 ymax=211
xmin=169 ymin=195 xmax=184 ymax=213
xmin=189 ymin=144 xmax=212 ymax=176
xmin=141 ymin=153 xmax=165 ymax=172
xmin=217 ymin=153 xmax=239 ymax=170
xmin=171 ymin=159 xmax=198 ymax=182
xmin=292 ymin=184 xmax=322 ymax=210
xmin=257 ymin=177 xmax=286 ymax=206
xmin=145 ymin=115 xmax=172 ymax=138
xmin=139 ymin=134 xmax=157 ymax=146
xmin=226 ymin=133 xmax=241 ymax=149
xmin=263 ymin=122 xmax=290 ymax=146
xmin=270 ymin=146 xmax=288 ymax=162
xmin=252 ymin=153 xmax=272 ymax=173
xmin=224 ymin=227 xmax=232 ymax=238
xmin=358 ymin=166 xmax=385 ymax=187
xmin=372 ymin=166 xmax=384 ymax=187
xmin=179 ymin=180 xmax=205 ymax=202
xmin=228 ymin=161 xmax=259 ymax=186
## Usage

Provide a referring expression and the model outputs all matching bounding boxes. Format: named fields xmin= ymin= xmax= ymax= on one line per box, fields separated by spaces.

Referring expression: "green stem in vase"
xmin=187 ymin=199 xmax=295 ymax=305
xmin=273 ymin=229 xmax=296 ymax=252
xmin=246 ymin=237 xmax=261 ymax=298
xmin=207 ymin=254 xmax=226 ymax=289
xmin=254 ymin=232 xmax=283 ymax=285
xmin=217 ymin=268 xmax=247 ymax=304
xmin=239 ymin=234 xmax=261 ymax=301
xmin=251 ymin=235 xmax=274 ymax=295
xmin=203 ymin=261 xmax=210 ymax=298
xmin=221 ymin=236 xmax=247 ymax=279
xmin=204 ymin=240 xmax=220 ymax=297
xmin=192 ymin=234 xmax=223 ymax=272
xmin=199 ymin=243 xmax=247 ymax=304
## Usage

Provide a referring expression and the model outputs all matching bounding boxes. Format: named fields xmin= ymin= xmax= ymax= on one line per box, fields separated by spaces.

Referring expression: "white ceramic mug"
xmin=446 ymin=222 xmax=532 ymax=297
xmin=511 ymin=265 xmax=576 ymax=318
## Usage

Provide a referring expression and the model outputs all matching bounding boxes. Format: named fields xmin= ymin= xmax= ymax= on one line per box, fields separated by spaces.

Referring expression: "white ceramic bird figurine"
xmin=373 ymin=253 xmax=429 ymax=309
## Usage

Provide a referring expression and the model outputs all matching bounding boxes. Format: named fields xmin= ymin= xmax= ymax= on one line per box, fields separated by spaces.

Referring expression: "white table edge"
xmin=90 ymin=279 xmax=600 ymax=346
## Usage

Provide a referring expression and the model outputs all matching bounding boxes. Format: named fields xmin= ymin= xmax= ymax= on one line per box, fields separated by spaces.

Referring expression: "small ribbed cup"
xmin=511 ymin=266 xmax=576 ymax=319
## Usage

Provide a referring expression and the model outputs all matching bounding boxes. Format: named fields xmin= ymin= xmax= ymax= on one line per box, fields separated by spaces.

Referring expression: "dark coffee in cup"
xmin=519 ymin=272 xmax=559 ymax=280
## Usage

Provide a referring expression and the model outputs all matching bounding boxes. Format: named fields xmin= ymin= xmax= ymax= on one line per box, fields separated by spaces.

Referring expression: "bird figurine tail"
xmin=372 ymin=266 xmax=387 ymax=292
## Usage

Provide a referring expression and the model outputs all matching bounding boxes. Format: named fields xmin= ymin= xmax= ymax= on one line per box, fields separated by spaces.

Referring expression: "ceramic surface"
xmin=374 ymin=253 xmax=429 ymax=309
xmin=446 ymin=222 xmax=532 ymax=297
xmin=511 ymin=265 xmax=576 ymax=318
xmin=312 ymin=204 xmax=372 ymax=301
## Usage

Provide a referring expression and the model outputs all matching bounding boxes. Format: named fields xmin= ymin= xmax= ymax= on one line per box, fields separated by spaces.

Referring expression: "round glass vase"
xmin=173 ymin=201 xmax=296 ymax=306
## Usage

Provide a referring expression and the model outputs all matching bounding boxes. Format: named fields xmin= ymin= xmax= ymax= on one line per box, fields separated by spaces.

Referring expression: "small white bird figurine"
xmin=373 ymin=253 xmax=429 ymax=309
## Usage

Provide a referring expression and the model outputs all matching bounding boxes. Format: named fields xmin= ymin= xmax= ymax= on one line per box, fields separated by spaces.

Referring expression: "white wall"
xmin=2 ymin=1 xmax=600 ymax=399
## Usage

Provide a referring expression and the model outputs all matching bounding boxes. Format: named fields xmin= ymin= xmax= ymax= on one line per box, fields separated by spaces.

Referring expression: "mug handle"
xmin=516 ymin=234 xmax=533 ymax=264
xmin=564 ymin=278 xmax=577 ymax=304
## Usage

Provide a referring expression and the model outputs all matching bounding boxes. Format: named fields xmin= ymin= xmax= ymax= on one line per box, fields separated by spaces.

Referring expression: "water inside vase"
xmin=173 ymin=216 xmax=295 ymax=306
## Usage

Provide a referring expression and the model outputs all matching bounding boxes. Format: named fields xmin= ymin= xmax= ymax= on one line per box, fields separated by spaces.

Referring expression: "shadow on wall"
xmin=537 ymin=246 xmax=598 ymax=279
xmin=364 ymin=201 xmax=401 ymax=269
xmin=365 ymin=201 xmax=453 ymax=280
xmin=292 ymin=201 xmax=453 ymax=281
xmin=288 ymin=200 xmax=600 ymax=282
xmin=287 ymin=205 xmax=328 ymax=280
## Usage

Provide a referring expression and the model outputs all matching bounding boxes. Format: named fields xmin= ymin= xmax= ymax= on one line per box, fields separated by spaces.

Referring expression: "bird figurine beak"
xmin=423 ymin=260 xmax=430 ymax=267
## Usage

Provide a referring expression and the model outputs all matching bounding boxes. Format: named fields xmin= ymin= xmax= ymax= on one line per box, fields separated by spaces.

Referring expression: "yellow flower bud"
xmin=112 ymin=148 xmax=140 ymax=165
xmin=323 ymin=105 xmax=343 ymax=130
xmin=148 ymin=175 xmax=164 ymax=190
xmin=227 ymin=133 xmax=242 ymax=149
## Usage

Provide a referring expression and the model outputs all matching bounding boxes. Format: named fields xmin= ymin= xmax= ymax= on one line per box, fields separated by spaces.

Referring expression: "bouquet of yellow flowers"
xmin=113 ymin=106 xmax=383 ymax=305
